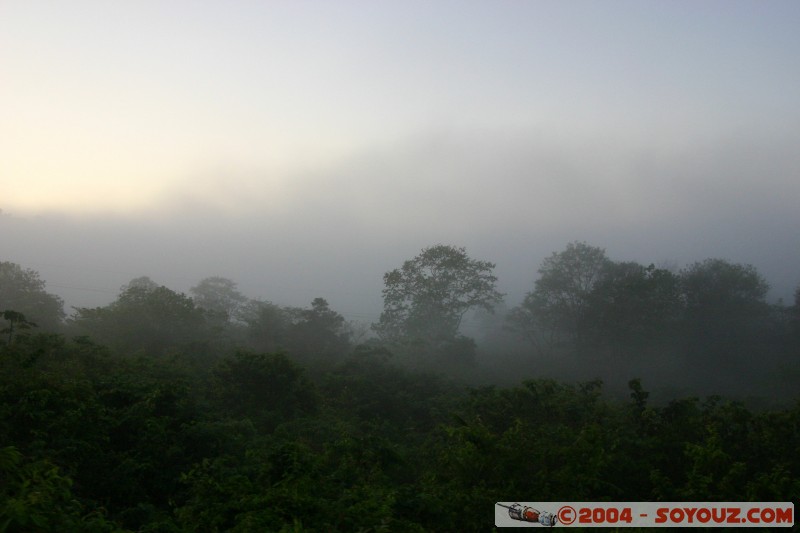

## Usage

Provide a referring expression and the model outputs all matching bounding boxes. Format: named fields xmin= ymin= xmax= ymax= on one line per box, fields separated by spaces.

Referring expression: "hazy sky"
xmin=2 ymin=1 xmax=799 ymax=322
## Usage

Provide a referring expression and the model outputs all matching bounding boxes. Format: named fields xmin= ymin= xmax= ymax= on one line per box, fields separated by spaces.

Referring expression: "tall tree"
xmin=190 ymin=276 xmax=247 ymax=321
xmin=0 ymin=262 xmax=64 ymax=331
xmin=508 ymin=242 xmax=612 ymax=352
xmin=240 ymin=299 xmax=291 ymax=353
xmin=680 ymin=259 xmax=768 ymax=312
xmin=587 ymin=262 xmax=683 ymax=348
xmin=679 ymin=258 xmax=770 ymax=356
xmin=373 ymin=245 xmax=503 ymax=345
xmin=1 ymin=310 xmax=36 ymax=345
xmin=792 ymin=285 xmax=800 ymax=340
xmin=286 ymin=298 xmax=351 ymax=360
xmin=71 ymin=279 xmax=208 ymax=355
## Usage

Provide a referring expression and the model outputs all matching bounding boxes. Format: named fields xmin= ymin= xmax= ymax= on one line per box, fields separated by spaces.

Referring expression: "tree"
xmin=1 ymin=310 xmax=37 ymax=345
xmin=678 ymin=258 xmax=770 ymax=358
xmin=586 ymin=262 xmax=682 ymax=348
xmin=373 ymin=245 xmax=503 ymax=346
xmin=508 ymin=242 xmax=612 ymax=353
xmin=121 ymin=276 xmax=159 ymax=292
xmin=791 ymin=285 xmax=800 ymax=341
xmin=190 ymin=276 xmax=247 ymax=321
xmin=240 ymin=299 xmax=291 ymax=353
xmin=285 ymin=298 xmax=351 ymax=360
xmin=680 ymin=259 xmax=768 ymax=312
xmin=0 ymin=262 xmax=64 ymax=331
xmin=0 ymin=447 xmax=118 ymax=531
xmin=71 ymin=279 xmax=208 ymax=355
xmin=211 ymin=350 xmax=318 ymax=425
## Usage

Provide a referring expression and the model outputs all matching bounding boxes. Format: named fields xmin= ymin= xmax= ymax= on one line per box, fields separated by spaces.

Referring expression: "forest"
xmin=1 ymin=241 xmax=799 ymax=531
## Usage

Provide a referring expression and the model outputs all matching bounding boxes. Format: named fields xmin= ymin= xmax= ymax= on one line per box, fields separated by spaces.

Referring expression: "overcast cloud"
xmin=2 ymin=1 xmax=799 ymax=322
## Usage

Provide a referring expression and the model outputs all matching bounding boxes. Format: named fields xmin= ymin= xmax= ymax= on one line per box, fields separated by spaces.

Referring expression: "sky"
xmin=2 ymin=1 xmax=800 ymax=324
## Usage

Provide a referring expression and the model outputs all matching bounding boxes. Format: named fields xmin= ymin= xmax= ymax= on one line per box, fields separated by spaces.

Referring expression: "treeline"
xmin=1 ymin=242 xmax=800 ymax=399
xmin=1 ymin=243 xmax=800 ymax=530
xmin=2 ymin=242 xmax=799 ymax=392
xmin=499 ymin=243 xmax=799 ymax=402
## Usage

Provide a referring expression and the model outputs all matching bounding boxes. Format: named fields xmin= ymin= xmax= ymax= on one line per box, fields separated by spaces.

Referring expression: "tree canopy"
xmin=285 ymin=298 xmax=351 ymax=360
xmin=507 ymin=242 xmax=613 ymax=352
xmin=678 ymin=258 xmax=771 ymax=362
xmin=507 ymin=243 xmax=774 ymax=368
xmin=373 ymin=245 xmax=503 ymax=346
xmin=71 ymin=279 xmax=209 ymax=356
xmin=0 ymin=261 xmax=65 ymax=331
xmin=190 ymin=276 xmax=247 ymax=321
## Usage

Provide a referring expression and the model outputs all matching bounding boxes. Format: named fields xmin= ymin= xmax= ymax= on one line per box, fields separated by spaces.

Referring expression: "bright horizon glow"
xmin=2 ymin=1 xmax=800 ymax=314
xmin=3 ymin=1 xmax=799 ymax=215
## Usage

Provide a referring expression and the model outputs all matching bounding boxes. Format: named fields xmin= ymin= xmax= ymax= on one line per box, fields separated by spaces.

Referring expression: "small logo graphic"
xmin=558 ymin=505 xmax=577 ymax=525
xmin=496 ymin=503 xmax=558 ymax=527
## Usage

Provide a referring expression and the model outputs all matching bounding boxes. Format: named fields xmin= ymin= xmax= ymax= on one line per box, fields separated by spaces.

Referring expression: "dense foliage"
xmin=373 ymin=245 xmax=503 ymax=363
xmin=1 ymin=333 xmax=798 ymax=531
xmin=0 ymin=262 xmax=65 ymax=332
xmin=1 ymin=244 xmax=798 ymax=530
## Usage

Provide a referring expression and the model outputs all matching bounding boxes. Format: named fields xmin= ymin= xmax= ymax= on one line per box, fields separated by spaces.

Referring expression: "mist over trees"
xmin=190 ymin=276 xmax=247 ymax=322
xmin=0 ymin=261 xmax=65 ymax=332
xmin=373 ymin=244 xmax=503 ymax=367
xmin=1 ymin=242 xmax=799 ymax=530
xmin=2 ymin=240 xmax=798 ymax=398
